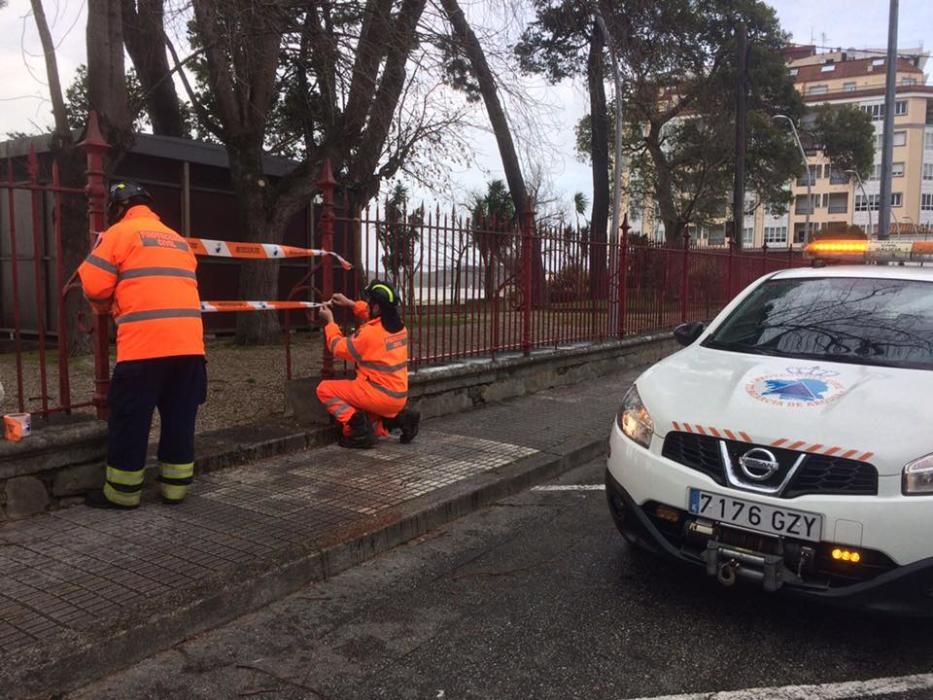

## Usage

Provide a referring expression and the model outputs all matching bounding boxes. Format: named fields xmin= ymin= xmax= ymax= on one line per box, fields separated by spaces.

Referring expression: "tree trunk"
xmin=587 ymin=23 xmax=610 ymax=299
xmin=29 ymin=0 xmax=68 ymax=136
xmin=29 ymin=1 xmax=92 ymax=355
xmin=87 ymin=0 xmax=132 ymax=149
xmin=439 ymin=0 xmax=548 ymax=305
xmin=121 ymin=0 xmax=187 ymax=137
xmin=228 ymin=142 xmax=283 ymax=344
xmin=439 ymin=0 xmax=527 ymax=222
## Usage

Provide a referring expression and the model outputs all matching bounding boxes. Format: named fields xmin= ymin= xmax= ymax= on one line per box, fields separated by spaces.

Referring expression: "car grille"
xmin=661 ymin=432 xmax=879 ymax=497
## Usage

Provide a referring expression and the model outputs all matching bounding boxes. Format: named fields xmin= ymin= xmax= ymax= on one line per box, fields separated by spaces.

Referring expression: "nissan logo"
xmin=738 ymin=448 xmax=780 ymax=482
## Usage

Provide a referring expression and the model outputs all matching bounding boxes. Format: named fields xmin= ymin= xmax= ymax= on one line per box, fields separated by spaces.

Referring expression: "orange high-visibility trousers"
xmin=316 ymin=379 xmax=406 ymax=437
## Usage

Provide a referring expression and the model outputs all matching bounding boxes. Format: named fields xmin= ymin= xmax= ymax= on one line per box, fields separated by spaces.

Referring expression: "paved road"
xmin=71 ymin=459 xmax=933 ymax=700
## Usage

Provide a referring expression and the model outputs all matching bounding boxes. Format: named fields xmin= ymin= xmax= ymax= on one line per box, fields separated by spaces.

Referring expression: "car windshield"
xmin=704 ymin=275 xmax=933 ymax=370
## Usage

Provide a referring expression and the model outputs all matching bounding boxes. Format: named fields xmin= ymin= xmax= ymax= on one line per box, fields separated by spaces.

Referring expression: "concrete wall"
xmin=286 ymin=332 xmax=678 ymax=425
xmin=1 ymin=332 xmax=678 ymax=521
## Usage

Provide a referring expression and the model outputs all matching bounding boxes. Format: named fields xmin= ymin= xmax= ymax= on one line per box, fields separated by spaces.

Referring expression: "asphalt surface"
xmin=70 ymin=459 xmax=933 ymax=700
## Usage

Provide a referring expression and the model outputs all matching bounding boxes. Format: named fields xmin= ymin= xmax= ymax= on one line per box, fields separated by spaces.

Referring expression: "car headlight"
xmin=617 ymin=385 xmax=654 ymax=448
xmin=903 ymin=453 xmax=933 ymax=495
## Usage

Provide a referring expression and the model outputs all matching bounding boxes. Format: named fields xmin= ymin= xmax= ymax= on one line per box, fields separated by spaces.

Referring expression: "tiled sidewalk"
xmin=0 ymin=366 xmax=642 ymax=697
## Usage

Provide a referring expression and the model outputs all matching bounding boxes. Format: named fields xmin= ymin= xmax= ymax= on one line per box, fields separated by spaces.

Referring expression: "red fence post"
xmin=761 ymin=241 xmax=769 ymax=276
xmin=79 ymin=112 xmax=110 ymax=420
xmin=521 ymin=206 xmax=535 ymax=356
xmin=318 ymin=160 xmax=337 ymax=379
xmin=680 ymin=230 xmax=690 ymax=323
xmin=618 ymin=214 xmax=629 ymax=337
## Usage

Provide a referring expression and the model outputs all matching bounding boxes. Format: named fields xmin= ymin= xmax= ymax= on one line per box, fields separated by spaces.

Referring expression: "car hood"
xmin=638 ymin=345 xmax=933 ymax=474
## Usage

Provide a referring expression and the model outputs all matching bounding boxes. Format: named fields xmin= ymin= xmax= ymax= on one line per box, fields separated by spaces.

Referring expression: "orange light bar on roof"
xmin=805 ymin=240 xmax=869 ymax=255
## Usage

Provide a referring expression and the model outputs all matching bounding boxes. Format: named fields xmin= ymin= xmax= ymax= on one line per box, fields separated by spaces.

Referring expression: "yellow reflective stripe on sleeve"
xmin=346 ymin=337 xmax=364 ymax=364
xmin=104 ymin=482 xmax=142 ymax=507
xmin=159 ymin=462 xmax=194 ymax=480
xmin=106 ymin=465 xmax=145 ymax=487
xmin=160 ymin=482 xmax=189 ymax=502
xmin=85 ymin=254 xmax=118 ymax=275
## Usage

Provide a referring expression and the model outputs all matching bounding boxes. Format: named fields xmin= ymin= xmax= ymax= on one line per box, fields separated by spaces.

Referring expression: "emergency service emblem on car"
xmin=745 ymin=366 xmax=847 ymax=408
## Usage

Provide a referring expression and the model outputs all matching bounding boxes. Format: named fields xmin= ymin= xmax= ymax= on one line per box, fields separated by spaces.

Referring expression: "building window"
xmin=924 ymin=163 xmax=933 ymax=180
xmin=892 ymin=162 xmax=905 ymax=177
xmin=789 ymin=68 xmax=798 ymax=77
xmin=764 ymin=226 xmax=787 ymax=244
xmin=829 ymin=168 xmax=849 ymax=184
xmin=902 ymin=77 xmax=919 ymax=86
xmin=926 ymin=132 xmax=933 ymax=150
xmin=843 ymin=82 xmax=856 ymax=92
xmin=861 ymin=101 xmax=908 ymax=121
xmin=808 ymin=85 xmax=829 ymax=96
xmin=827 ymin=193 xmax=849 ymax=214
xmin=742 ymin=227 xmax=754 ymax=246
xmin=872 ymin=58 xmax=885 ymax=66
xmin=922 ymin=193 xmax=933 ymax=211
xmin=855 ymin=193 xmax=880 ymax=211
xmin=797 ymin=165 xmax=821 ymax=186
xmin=793 ymin=223 xmax=810 ymax=243
xmin=857 ymin=193 xmax=902 ymax=210
xmin=868 ymin=163 xmax=881 ymax=180
xmin=795 ymin=195 xmax=817 ymax=214
xmin=879 ymin=131 xmax=908 ymax=149
xmin=820 ymin=64 xmax=836 ymax=73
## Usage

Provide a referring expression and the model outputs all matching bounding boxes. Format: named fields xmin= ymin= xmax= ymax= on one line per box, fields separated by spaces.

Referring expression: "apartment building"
xmin=785 ymin=47 xmax=933 ymax=246
xmin=626 ymin=46 xmax=933 ymax=247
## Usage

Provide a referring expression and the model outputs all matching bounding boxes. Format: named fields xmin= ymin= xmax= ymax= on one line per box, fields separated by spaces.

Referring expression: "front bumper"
xmin=606 ymin=470 xmax=933 ymax=615
xmin=605 ymin=431 xmax=933 ymax=616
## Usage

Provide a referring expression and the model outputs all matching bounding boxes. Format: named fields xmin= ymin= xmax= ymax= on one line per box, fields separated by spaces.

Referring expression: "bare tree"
xmin=122 ymin=0 xmax=187 ymax=136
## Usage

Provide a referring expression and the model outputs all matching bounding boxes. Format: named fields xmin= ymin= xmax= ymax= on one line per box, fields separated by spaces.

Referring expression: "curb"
xmin=11 ymin=434 xmax=608 ymax=699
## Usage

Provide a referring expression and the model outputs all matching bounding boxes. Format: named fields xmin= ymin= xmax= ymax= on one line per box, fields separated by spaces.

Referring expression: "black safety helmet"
xmin=362 ymin=280 xmax=400 ymax=308
xmin=107 ymin=181 xmax=153 ymax=224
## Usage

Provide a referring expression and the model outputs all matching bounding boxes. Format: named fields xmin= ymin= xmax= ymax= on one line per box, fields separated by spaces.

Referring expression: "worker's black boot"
xmin=385 ymin=409 xmax=420 ymax=444
xmin=85 ymin=489 xmax=138 ymax=510
xmin=338 ymin=412 xmax=376 ymax=449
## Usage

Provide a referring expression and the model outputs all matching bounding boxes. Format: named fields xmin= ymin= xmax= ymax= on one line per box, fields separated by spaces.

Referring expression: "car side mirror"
xmin=673 ymin=321 xmax=705 ymax=347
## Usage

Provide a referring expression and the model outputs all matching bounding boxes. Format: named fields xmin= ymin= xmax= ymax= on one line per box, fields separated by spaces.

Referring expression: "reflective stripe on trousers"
xmin=104 ymin=465 xmax=145 ymax=507
xmin=159 ymin=461 xmax=194 ymax=502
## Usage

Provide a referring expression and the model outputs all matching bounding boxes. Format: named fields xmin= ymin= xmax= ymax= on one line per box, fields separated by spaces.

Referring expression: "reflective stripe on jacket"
xmin=325 ymin=300 xmax=408 ymax=398
xmin=78 ymin=205 xmax=204 ymax=362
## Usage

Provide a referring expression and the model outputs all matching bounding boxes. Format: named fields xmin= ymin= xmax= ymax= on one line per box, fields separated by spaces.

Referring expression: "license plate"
xmin=687 ymin=489 xmax=822 ymax=542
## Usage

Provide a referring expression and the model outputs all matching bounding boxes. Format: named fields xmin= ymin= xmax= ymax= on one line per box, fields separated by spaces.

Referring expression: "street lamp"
xmin=774 ymin=114 xmax=811 ymax=245
xmin=844 ymin=169 xmax=873 ymax=237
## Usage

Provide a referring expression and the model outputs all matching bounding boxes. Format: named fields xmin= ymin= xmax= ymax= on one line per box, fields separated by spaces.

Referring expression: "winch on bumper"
xmin=605 ymin=468 xmax=933 ymax=616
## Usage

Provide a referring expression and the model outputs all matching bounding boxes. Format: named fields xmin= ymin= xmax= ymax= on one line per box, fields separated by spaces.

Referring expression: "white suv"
xmin=606 ymin=264 xmax=933 ymax=614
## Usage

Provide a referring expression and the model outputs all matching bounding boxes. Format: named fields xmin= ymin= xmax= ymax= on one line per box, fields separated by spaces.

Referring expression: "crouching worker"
xmin=316 ymin=281 xmax=420 ymax=448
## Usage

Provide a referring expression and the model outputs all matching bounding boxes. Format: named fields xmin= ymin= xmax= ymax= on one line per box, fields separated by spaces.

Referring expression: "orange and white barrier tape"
xmin=92 ymin=232 xmax=353 ymax=270
xmin=199 ymin=300 xmax=326 ymax=313
xmin=188 ymin=238 xmax=353 ymax=270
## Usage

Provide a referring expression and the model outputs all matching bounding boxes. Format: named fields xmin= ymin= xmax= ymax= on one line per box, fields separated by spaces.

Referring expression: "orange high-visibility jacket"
xmin=78 ymin=205 xmax=204 ymax=362
xmin=325 ymin=301 xmax=408 ymax=401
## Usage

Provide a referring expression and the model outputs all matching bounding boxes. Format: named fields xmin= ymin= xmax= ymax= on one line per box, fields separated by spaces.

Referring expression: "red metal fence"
xmin=333 ymin=189 xmax=806 ymax=370
xmin=0 ymin=130 xmax=106 ymax=418
xmin=1 ymin=138 xmax=805 ymax=420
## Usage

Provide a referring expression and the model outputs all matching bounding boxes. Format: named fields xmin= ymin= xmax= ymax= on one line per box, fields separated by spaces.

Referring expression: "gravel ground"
xmin=0 ymin=332 xmax=324 ymax=435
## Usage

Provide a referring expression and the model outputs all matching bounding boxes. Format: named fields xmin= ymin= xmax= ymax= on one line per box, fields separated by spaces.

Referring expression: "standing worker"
xmin=317 ymin=281 xmax=420 ymax=448
xmin=78 ymin=182 xmax=206 ymax=509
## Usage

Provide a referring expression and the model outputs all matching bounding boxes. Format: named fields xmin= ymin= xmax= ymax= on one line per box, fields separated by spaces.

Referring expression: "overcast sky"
xmin=1 ymin=0 xmax=931 ymax=215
